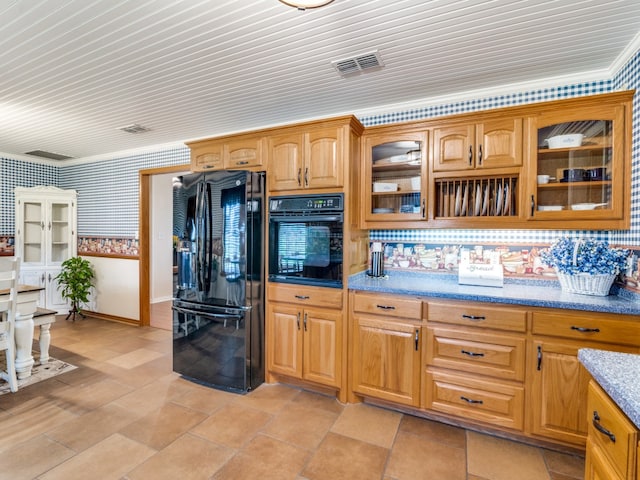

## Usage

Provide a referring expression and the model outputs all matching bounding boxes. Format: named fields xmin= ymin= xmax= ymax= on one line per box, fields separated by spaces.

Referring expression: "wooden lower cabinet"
xmin=585 ymin=381 xmax=638 ymax=480
xmin=350 ymin=291 xmax=422 ymax=406
xmin=529 ymin=310 xmax=640 ymax=448
xmin=345 ymin=292 xmax=640 ymax=452
xmin=267 ymin=284 xmax=344 ymax=395
xmin=267 ymin=303 xmax=341 ymax=388
xmin=351 ymin=314 xmax=422 ymax=406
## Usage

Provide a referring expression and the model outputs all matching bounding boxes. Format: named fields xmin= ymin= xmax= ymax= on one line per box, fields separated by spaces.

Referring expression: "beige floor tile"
xmin=0 ymin=434 xmax=75 ymax=480
xmin=106 ymin=347 xmax=165 ymax=369
xmin=302 ymin=432 xmax=389 ymax=480
xmin=0 ymin=402 xmax=77 ymax=453
xmin=127 ymin=433 xmax=235 ymax=480
xmin=330 ymin=402 xmax=402 ymax=448
xmin=171 ymin=382 xmax=237 ymax=414
xmin=112 ymin=374 xmax=193 ymax=415
xmin=261 ymin=400 xmax=339 ymax=450
xmin=542 ymin=449 xmax=585 ymax=478
xmin=467 ymin=431 xmax=550 ymax=480
xmin=190 ymin=403 xmax=272 ymax=448
xmin=399 ymin=414 xmax=466 ymax=449
xmin=232 ymin=383 xmax=301 ymax=414
xmin=289 ymin=389 xmax=345 ymax=415
xmin=46 ymin=402 xmax=140 ymax=452
xmin=51 ymin=378 xmax=133 ymax=414
xmin=213 ymin=433 xmax=310 ymax=480
xmin=38 ymin=433 xmax=156 ymax=480
xmin=119 ymin=401 xmax=208 ymax=450
xmin=386 ymin=430 xmax=466 ymax=480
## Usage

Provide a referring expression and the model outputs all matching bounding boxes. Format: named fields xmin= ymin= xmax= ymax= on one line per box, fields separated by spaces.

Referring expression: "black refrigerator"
xmin=172 ymin=170 xmax=265 ymax=393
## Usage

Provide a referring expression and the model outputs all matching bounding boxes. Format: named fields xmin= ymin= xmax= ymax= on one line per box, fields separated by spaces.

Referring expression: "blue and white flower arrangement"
xmin=541 ymin=237 xmax=629 ymax=276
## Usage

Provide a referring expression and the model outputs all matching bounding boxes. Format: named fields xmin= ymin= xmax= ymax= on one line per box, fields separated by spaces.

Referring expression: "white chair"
xmin=0 ymin=257 xmax=20 ymax=393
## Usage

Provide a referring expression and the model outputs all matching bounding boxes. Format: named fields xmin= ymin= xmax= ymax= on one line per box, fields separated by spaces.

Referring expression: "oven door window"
xmin=270 ymin=220 xmax=342 ymax=287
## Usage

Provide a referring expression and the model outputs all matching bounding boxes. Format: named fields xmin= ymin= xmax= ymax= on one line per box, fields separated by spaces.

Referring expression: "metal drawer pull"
xmin=571 ymin=326 xmax=600 ymax=333
xmin=460 ymin=396 xmax=483 ymax=405
xmin=376 ymin=305 xmax=396 ymax=310
xmin=461 ymin=349 xmax=484 ymax=358
xmin=592 ymin=411 xmax=616 ymax=443
xmin=462 ymin=314 xmax=485 ymax=321
xmin=294 ymin=295 xmax=310 ymax=300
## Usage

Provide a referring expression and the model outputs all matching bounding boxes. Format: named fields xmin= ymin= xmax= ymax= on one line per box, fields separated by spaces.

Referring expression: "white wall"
xmin=89 ymin=256 xmax=140 ymax=320
xmin=150 ymin=172 xmax=176 ymax=303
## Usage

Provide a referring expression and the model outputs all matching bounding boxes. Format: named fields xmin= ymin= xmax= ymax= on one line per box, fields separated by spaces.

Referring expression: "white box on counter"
xmin=458 ymin=263 xmax=504 ymax=288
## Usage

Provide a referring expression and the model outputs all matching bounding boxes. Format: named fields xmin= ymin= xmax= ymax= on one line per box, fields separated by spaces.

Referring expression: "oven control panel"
xmin=269 ymin=194 xmax=343 ymax=213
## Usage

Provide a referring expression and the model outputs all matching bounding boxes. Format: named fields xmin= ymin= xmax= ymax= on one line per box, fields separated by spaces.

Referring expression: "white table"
xmin=1 ymin=285 xmax=44 ymax=379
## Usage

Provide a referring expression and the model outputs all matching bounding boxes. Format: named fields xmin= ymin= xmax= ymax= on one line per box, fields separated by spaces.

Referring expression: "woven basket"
xmin=556 ymin=271 xmax=616 ymax=296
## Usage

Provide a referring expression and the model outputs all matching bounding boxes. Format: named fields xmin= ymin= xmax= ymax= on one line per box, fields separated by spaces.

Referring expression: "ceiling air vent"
xmin=117 ymin=123 xmax=151 ymax=134
xmin=332 ymin=50 xmax=384 ymax=76
xmin=25 ymin=150 xmax=74 ymax=161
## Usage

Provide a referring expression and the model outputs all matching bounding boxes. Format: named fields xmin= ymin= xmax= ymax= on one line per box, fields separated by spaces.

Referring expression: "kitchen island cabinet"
xmin=579 ymin=349 xmax=640 ymax=479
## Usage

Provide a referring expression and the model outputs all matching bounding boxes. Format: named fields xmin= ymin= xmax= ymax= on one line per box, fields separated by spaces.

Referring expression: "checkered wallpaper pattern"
xmin=58 ymin=146 xmax=190 ymax=236
xmin=0 ymin=157 xmax=58 ymax=235
xmin=0 ymin=48 xmax=638 ymax=246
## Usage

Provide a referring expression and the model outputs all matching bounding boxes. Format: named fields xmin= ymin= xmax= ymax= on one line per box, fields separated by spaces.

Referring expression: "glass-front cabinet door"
xmin=49 ymin=200 xmax=72 ymax=265
xmin=362 ymin=131 xmax=428 ymax=227
xmin=529 ymin=103 xmax=627 ymax=226
xmin=19 ymin=199 xmax=46 ymax=265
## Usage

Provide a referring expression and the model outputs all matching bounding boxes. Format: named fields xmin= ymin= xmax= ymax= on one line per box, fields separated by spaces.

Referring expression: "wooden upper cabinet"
xmin=433 ymin=117 xmax=523 ymax=172
xmin=190 ymin=141 xmax=224 ymax=171
xmin=526 ymin=91 xmax=633 ymax=229
xmin=187 ymin=135 xmax=265 ymax=172
xmin=223 ymin=135 xmax=265 ymax=169
xmin=268 ymin=133 xmax=304 ymax=191
xmin=268 ymin=126 xmax=343 ymax=192
xmin=306 ymin=128 xmax=342 ymax=189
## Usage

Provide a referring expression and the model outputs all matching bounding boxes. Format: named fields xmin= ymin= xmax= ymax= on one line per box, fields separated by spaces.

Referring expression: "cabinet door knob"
xmin=468 ymin=145 xmax=473 ymax=166
xmin=477 ymin=144 xmax=483 ymax=165
xmin=296 ymin=312 xmax=301 ymax=330
xmin=304 ymin=167 xmax=309 ymax=186
xmin=297 ymin=168 xmax=302 ymax=186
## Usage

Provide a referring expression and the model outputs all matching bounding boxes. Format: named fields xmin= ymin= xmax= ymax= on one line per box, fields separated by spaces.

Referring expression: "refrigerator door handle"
xmin=172 ymin=305 xmax=243 ymax=320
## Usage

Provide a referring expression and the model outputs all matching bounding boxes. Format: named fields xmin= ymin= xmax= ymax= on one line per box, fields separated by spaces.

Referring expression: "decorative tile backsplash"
xmin=368 ymin=241 xmax=640 ymax=294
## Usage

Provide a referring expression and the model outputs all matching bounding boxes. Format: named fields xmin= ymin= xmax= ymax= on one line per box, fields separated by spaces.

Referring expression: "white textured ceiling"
xmin=1 ymin=0 xmax=639 ymax=161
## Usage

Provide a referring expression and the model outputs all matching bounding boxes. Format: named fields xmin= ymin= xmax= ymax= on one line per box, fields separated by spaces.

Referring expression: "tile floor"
xmin=0 ymin=316 xmax=585 ymax=480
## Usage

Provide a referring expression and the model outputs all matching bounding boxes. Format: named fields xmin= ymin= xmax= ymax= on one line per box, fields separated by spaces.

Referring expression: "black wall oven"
xmin=268 ymin=193 xmax=344 ymax=288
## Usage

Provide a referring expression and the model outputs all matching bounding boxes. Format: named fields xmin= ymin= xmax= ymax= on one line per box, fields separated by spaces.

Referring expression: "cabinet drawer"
xmin=427 ymin=301 xmax=527 ymax=332
xmin=424 ymin=369 xmax=524 ymax=430
xmin=426 ymin=327 xmax=525 ymax=381
xmin=588 ymin=381 xmax=638 ymax=479
xmin=587 ymin=381 xmax=638 ymax=478
xmin=352 ymin=292 xmax=422 ymax=320
xmin=532 ymin=311 xmax=640 ymax=346
xmin=268 ymin=283 xmax=343 ymax=309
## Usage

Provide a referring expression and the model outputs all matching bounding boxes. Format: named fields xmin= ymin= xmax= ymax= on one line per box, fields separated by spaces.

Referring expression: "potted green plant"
xmin=541 ymin=237 xmax=629 ymax=296
xmin=55 ymin=256 xmax=95 ymax=321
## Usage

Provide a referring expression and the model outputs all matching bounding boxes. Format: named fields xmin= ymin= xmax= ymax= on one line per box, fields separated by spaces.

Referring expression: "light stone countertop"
xmin=578 ymin=349 xmax=640 ymax=429
xmin=348 ymin=270 xmax=640 ymax=316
